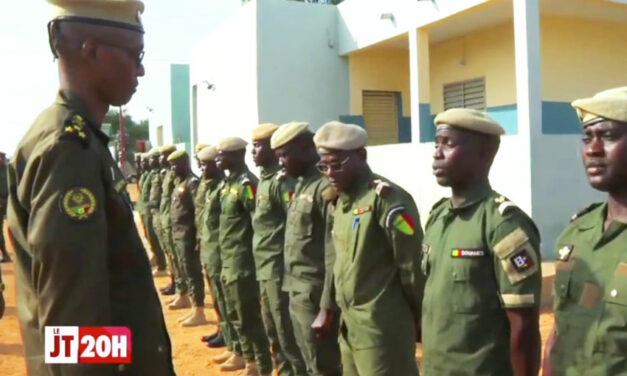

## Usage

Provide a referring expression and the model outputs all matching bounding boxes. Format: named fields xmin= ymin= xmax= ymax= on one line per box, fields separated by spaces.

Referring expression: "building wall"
xmin=257 ymin=0 xmax=349 ymax=130
xmin=170 ymin=64 xmax=191 ymax=154
xmin=148 ymin=62 xmax=174 ymax=148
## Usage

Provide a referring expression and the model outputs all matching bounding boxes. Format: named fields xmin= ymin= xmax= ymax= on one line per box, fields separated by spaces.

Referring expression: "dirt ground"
xmin=0 ymin=218 xmax=556 ymax=376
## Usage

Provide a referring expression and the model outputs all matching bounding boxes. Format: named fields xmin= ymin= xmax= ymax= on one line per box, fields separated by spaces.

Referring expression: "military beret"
xmin=271 ymin=122 xmax=310 ymax=149
xmin=47 ymin=0 xmax=144 ymax=33
xmin=146 ymin=147 xmax=160 ymax=157
xmin=217 ymin=137 xmax=247 ymax=152
xmin=197 ymin=145 xmax=218 ymax=162
xmin=572 ymin=87 xmax=627 ymax=124
xmin=435 ymin=108 xmax=505 ymax=136
xmin=160 ymin=145 xmax=177 ymax=154
xmin=167 ymin=150 xmax=188 ymax=162
xmin=195 ymin=143 xmax=209 ymax=154
xmin=314 ymin=121 xmax=367 ymax=152
xmin=252 ymin=123 xmax=280 ymax=141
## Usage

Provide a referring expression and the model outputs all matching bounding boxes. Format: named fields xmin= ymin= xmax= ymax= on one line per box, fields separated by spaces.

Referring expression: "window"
xmin=443 ymin=77 xmax=486 ymax=110
xmin=362 ymin=90 xmax=400 ymax=146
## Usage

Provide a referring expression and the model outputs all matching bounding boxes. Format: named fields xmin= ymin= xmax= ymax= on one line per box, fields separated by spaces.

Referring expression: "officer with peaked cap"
xmin=543 ymin=87 xmax=627 ymax=376
xmin=6 ymin=0 xmax=176 ymax=375
xmin=271 ymin=122 xmax=341 ymax=376
xmin=215 ymin=137 xmax=272 ymax=375
xmin=314 ymin=121 xmax=424 ymax=376
xmin=421 ymin=108 xmax=542 ymax=376
xmin=251 ymin=124 xmax=306 ymax=376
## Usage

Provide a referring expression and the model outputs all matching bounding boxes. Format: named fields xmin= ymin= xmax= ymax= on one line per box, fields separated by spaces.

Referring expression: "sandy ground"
xmin=0 ymin=216 xmax=556 ymax=376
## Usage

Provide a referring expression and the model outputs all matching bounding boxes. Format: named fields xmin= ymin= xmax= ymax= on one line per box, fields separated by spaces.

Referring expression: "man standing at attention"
xmin=421 ymin=108 xmax=542 ymax=376
xmin=7 ymin=0 xmax=176 ymax=374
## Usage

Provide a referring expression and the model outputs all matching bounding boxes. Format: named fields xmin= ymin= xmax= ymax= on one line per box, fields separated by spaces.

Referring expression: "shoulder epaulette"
xmin=570 ymin=203 xmax=603 ymax=222
xmin=321 ymin=186 xmax=338 ymax=201
xmin=430 ymin=197 xmax=448 ymax=214
xmin=371 ymin=179 xmax=393 ymax=198
xmin=241 ymin=175 xmax=251 ymax=185
xmin=494 ymin=195 xmax=519 ymax=216
xmin=276 ymin=170 xmax=286 ymax=181
xmin=59 ymin=113 xmax=89 ymax=148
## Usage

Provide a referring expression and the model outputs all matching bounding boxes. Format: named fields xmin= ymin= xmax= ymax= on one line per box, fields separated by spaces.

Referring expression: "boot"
xmin=180 ymin=307 xmax=209 ymax=327
xmin=168 ymin=294 xmax=191 ymax=310
xmin=237 ymin=361 xmax=259 ymax=376
xmin=212 ymin=350 xmax=232 ymax=364
xmin=160 ymin=283 xmax=175 ymax=295
xmin=219 ymin=353 xmax=246 ymax=371
xmin=207 ymin=333 xmax=226 ymax=348
xmin=201 ymin=331 xmax=220 ymax=343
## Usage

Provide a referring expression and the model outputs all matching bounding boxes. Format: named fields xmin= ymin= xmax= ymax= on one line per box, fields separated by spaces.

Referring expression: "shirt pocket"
xmin=222 ymin=193 xmax=241 ymax=217
xmin=451 ymin=258 xmax=499 ymax=313
xmin=553 ymin=260 xmax=576 ymax=311
xmin=599 ymin=263 xmax=627 ymax=355
xmin=290 ymin=198 xmax=314 ymax=237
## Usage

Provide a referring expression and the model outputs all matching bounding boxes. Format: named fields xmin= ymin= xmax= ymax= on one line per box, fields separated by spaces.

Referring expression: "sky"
xmin=0 ymin=0 xmax=242 ymax=155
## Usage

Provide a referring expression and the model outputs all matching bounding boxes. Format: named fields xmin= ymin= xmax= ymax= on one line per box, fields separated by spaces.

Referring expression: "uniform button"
xmin=158 ymin=345 xmax=164 ymax=353
xmin=560 ymin=284 xmax=566 ymax=290
xmin=118 ymin=364 xmax=126 ymax=372
xmin=611 ymin=289 xmax=618 ymax=298
xmin=452 ymin=272 xmax=457 ymax=278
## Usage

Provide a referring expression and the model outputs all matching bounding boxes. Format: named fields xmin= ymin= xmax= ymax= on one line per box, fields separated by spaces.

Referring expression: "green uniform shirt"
xmin=332 ymin=171 xmax=424 ymax=348
xmin=551 ymin=202 xmax=627 ymax=376
xmin=194 ymin=177 xmax=212 ymax=239
xmin=422 ymin=184 xmax=541 ymax=376
xmin=170 ymin=174 xmax=199 ymax=244
xmin=160 ymin=170 xmax=177 ymax=231
xmin=140 ymin=170 xmax=155 ymax=215
xmin=252 ymin=164 xmax=295 ymax=281
xmin=148 ymin=169 xmax=164 ymax=212
xmin=283 ymin=165 xmax=337 ymax=309
xmin=0 ymin=165 xmax=8 ymax=198
xmin=219 ymin=167 xmax=258 ymax=284
xmin=137 ymin=171 xmax=150 ymax=214
xmin=7 ymin=91 xmax=174 ymax=375
xmin=199 ymin=177 xmax=224 ymax=276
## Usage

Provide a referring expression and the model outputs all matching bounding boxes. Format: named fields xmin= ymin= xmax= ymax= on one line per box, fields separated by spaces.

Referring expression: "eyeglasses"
xmin=316 ymin=156 xmax=351 ymax=174
xmin=99 ymin=42 xmax=145 ymax=68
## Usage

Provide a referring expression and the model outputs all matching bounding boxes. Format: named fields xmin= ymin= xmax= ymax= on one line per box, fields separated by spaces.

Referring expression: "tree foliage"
xmin=104 ymin=109 xmax=149 ymax=167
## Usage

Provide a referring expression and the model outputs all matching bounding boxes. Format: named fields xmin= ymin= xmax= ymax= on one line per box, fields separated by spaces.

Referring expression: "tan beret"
xmin=252 ymin=123 xmax=280 ymax=141
xmin=572 ymin=87 xmax=627 ymax=124
xmin=435 ymin=108 xmax=504 ymax=136
xmin=160 ymin=145 xmax=177 ymax=154
xmin=47 ymin=0 xmax=144 ymax=33
xmin=195 ymin=144 xmax=209 ymax=154
xmin=314 ymin=121 xmax=368 ymax=152
xmin=167 ymin=150 xmax=188 ymax=162
xmin=197 ymin=145 xmax=218 ymax=162
xmin=271 ymin=122 xmax=310 ymax=149
xmin=147 ymin=147 xmax=160 ymax=157
xmin=217 ymin=137 xmax=247 ymax=152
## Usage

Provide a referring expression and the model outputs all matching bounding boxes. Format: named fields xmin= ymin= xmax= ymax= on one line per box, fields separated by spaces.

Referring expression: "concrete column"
xmin=409 ymin=28 xmax=431 ymax=144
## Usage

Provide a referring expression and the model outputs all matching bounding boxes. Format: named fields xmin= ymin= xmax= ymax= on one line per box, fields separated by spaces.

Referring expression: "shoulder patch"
xmin=276 ymin=170 xmax=287 ymax=181
xmin=371 ymin=179 xmax=392 ymax=198
xmin=493 ymin=228 xmax=539 ymax=285
xmin=385 ymin=205 xmax=416 ymax=236
xmin=241 ymin=176 xmax=251 ymax=185
xmin=59 ymin=113 xmax=89 ymax=147
xmin=321 ymin=186 xmax=338 ymax=201
xmin=571 ymin=203 xmax=603 ymax=222
xmin=59 ymin=186 xmax=97 ymax=221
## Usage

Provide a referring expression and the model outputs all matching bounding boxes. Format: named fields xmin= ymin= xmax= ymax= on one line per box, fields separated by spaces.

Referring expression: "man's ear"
xmin=80 ymin=39 xmax=99 ymax=63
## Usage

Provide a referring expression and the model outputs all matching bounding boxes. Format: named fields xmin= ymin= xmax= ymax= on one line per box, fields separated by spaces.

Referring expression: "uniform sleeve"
xmin=489 ymin=213 xmax=542 ymax=309
xmin=240 ymin=179 xmax=257 ymax=215
xmin=319 ymin=184 xmax=338 ymax=311
xmin=24 ymin=141 xmax=113 ymax=374
xmin=378 ymin=193 xmax=425 ymax=322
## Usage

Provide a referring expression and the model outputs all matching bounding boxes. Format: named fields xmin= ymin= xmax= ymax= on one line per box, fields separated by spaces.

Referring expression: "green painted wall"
xmin=170 ymin=64 xmax=191 ymax=154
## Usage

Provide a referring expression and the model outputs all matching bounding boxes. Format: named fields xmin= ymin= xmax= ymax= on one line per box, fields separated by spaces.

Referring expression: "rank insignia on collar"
xmin=60 ymin=113 xmax=90 ymax=147
xmin=59 ymin=186 xmax=97 ymax=221
xmin=558 ymin=245 xmax=574 ymax=261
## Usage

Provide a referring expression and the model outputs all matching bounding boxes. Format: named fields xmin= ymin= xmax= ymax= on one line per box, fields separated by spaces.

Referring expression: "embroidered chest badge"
xmin=450 ymin=248 xmax=487 ymax=258
xmin=352 ymin=206 xmax=372 ymax=216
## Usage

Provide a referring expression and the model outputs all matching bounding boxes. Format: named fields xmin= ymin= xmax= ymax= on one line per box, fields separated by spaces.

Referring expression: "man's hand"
xmin=311 ymin=308 xmax=335 ymax=339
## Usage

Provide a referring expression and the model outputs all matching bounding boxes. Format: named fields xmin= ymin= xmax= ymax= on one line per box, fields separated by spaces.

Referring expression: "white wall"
xmin=256 ymin=0 xmax=349 ymax=130
xmin=148 ymin=62 xmax=174 ymax=148
xmin=190 ymin=2 xmax=259 ymax=145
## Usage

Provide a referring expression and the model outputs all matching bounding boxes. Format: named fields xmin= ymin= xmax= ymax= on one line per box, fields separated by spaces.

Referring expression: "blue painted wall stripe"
xmin=487 ymin=104 xmax=518 ymax=135
xmin=542 ymin=101 xmax=581 ymax=135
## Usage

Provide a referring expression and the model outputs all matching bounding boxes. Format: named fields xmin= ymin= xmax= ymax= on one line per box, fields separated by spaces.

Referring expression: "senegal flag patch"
xmin=386 ymin=206 xmax=416 ymax=236
xmin=283 ymin=191 xmax=294 ymax=203
xmin=244 ymin=184 xmax=257 ymax=200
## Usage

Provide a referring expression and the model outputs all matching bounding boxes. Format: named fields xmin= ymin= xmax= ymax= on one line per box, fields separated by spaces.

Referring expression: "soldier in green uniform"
xmin=149 ymin=147 xmax=169 ymax=276
xmin=271 ymin=122 xmax=342 ymax=376
xmin=543 ymin=87 xmax=627 ymax=376
xmin=167 ymin=150 xmax=208 ymax=327
xmin=216 ymin=136 xmax=272 ymax=376
xmin=134 ymin=152 xmax=143 ymax=184
xmin=138 ymin=151 xmax=153 ymax=240
xmin=196 ymin=146 xmax=232 ymax=351
xmin=6 ymin=1 xmax=176 ymax=374
xmin=0 ymin=152 xmax=10 ymax=262
xmin=313 ymin=121 xmax=424 ymax=376
xmin=421 ymin=108 xmax=542 ymax=376
xmin=251 ymin=124 xmax=307 ymax=376
xmin=142 ymin=149 xmax=165 ymax=270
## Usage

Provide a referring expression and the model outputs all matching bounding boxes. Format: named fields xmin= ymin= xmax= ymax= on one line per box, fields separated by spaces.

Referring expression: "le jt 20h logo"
xmin=45 ymin=326 xmax=132 ymax=364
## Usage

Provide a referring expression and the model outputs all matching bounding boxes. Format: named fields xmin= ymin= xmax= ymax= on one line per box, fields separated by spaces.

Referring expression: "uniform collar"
xmin=227 ymin=166 xmax=249 ymax=182
xmin=448 ymin=183 xmax=493 ymax=212
xmin=56 ymin=90 xmax=110 ymax=145
xmin=298 ymin=163 xmax=320 ymax=182
xmin=576 ymin=202 xmax=627 ymax=249
xmin=261 ymin=164 xmax=280 ymax=179
xmin=339 ymin=168 xmax=372 ymax=203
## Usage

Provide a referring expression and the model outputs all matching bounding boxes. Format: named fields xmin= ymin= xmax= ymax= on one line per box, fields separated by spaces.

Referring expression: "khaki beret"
xmin=435 ymin=108 xmax=504 ymax=136
xmin=271 ymin=122 xmax=310 ymax=149
xmin=572 ymin=87 xmax=627 ymax=124
xmin=147 ymin=147 xmax=160 ymax=157
xmin=217 ymin=137 xmax=247 ymax=152
xmin=167 ymin=150 xmax=188 ymax=162
xmin=252 ymin=123 xmax=280 ymax=141
xmin=47 ymin=0 xmax=144 ymax=33
xmin=197 ymin=145 xmax=218 ymax=162
xmin=195 ymin=143 xmax=209 ymax=154
xmin=160 ymin=145 xmax=177 ymax=154
xmin=314 ymin=121 xmax=368 ymax=152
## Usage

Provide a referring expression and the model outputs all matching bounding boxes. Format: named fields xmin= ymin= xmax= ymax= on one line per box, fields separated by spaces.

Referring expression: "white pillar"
xmin=513 ymin=0 xmax=542 ymax=215
xmin=409 ymin=28 xmax=430 ymax=144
